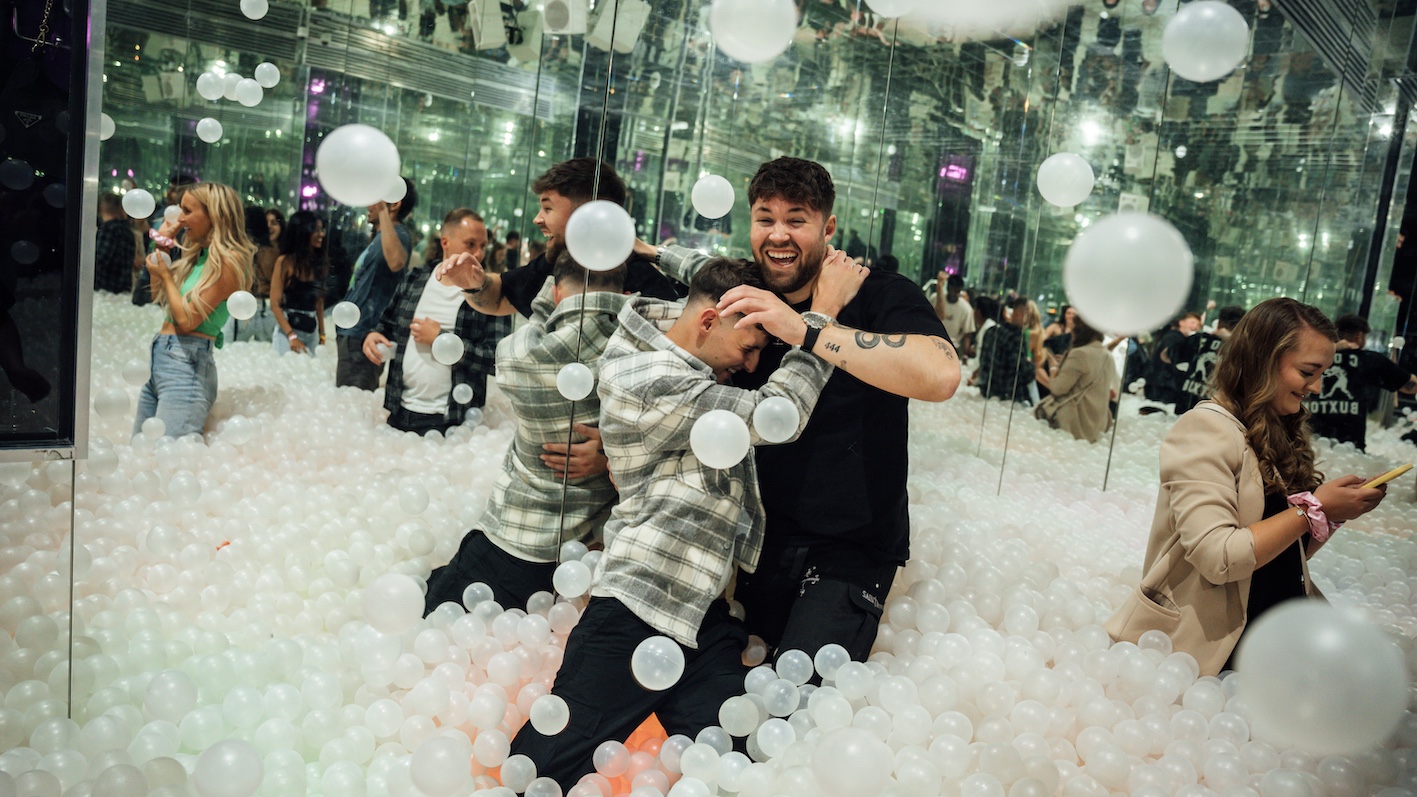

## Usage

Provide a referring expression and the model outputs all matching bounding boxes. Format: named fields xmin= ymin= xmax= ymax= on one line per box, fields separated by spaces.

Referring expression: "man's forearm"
xmin=380 ymin=225 xmax=407 ymax=272
xmin=813 ymin=324 xmax=960 ymax=401
xmin=462 ymin=273 xmax=516 ymax=316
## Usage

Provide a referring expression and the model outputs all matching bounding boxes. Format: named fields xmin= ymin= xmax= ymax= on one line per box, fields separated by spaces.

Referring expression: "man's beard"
xmin=543 ymin=236 xmax=564 ymax=266
xmin=757 ymin=241 xmax=826 ymax=297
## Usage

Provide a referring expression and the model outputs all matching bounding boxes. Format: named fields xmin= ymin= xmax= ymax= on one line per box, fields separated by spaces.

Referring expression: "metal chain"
xmin=31 ymin=0 xmax=55 ymax=53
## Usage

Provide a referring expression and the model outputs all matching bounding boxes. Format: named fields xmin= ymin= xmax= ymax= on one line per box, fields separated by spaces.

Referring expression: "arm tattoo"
xmin=471 ymin=290 xmax=498 ymax=311
xmin=854 ymin=331 xmax=907 ymax=349
xmin=824 ymin=342 xmax=841 ymax=353
xmin=935 ymin=339 xmax=957 ymax=359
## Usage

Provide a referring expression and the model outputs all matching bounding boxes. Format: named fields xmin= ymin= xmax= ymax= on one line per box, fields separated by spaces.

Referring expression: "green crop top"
xmin=169 ymin=250 xmax=229 ymax=348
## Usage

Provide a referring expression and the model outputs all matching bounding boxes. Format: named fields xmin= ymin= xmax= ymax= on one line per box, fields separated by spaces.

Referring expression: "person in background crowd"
xmin=503 ymin=230 xmax=522 ymax=271
xmin=265 ymin=207 xmax=285 ymax=249
xmin=1307 ymin=314 xmax=1417 ymax=450
xmin=978 ymin=296 xmax=1034 ymax=401
xmin=362 ymin=207 xmax=501 ymax=434
xmin=94 ymin=194 xmax=134 ymax=294
xmin=1172 ymin=305 xmax=1245 ymax=414
xmin=133 ymin=183 xmax=255 ymax=437
xmin=1146 ymin=311 xmax=1201 ymax=409
xmin=1033 ymin=315 xmax=1115 ymax=442
xmin=1041 ymin=304 xmax=1077 ymax=370
xmin=1108 ymin=298 xmax=1387 ymax=675
xmin=935 ymin=273 xmax=976 ymax=360
xmin=269 ymin=211 xmax=329 ymax=357
xmin=336 ymin=177 xmax=417 ymax=390
xmin=1021 ymin=299 xmax=1049 ymax=402
xmin=527 ymin=238 xmax=546 ymax=264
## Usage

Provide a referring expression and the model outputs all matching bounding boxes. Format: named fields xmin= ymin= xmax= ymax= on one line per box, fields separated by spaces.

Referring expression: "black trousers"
xmin=387 ymin=405 xmax=454 ymax=436
xmin=733 ymin=543 xmax=896 ymax=665
xmin=509 ymin=597 xmax=747 ymax=789
xmin=335 ymin=335 xmax=381 ymax=390
xmin=423 ymin=531 xmax=556 ymax=615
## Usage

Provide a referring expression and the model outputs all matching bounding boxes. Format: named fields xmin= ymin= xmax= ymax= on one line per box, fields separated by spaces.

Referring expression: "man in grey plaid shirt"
xmin=423 ymin=254 xmax=627 ymax=614
xmin=509 ymin=255 xmax=867 ymax=789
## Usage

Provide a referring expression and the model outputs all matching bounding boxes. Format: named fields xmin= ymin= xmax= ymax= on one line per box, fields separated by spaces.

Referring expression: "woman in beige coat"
xmin=1107 ymin=298 xmax=1386 ymax=675
xmin=1034 ymin=317 xmax=1115 ymax=443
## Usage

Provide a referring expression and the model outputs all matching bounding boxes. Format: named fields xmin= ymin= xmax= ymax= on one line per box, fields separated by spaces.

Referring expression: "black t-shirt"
xmin=499 ymin=251 xmax=683 ymax=317
xmin=1172 ymin=332 xmax=1225 ymax=414
xmin=731 ymin=270 xmax=950 ymax=565
xmin=1146 ymin=329 xmax=1188 ymax=401
xmin=1308 ymin=349 xmax=1413 ymax=450
xmin=1229 ymin=492 xmax=1308 ymax=671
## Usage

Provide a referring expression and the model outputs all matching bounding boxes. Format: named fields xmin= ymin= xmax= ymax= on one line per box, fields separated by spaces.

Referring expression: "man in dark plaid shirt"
xmin=423 ymin=254 xmax=627 ymax=614
xmin=362 ymin=209 xmax=509 ymax=433
xmin=94 ymin=194 xmax=134 ymax=294
xmin=510 ymin=256 xmax=867 ymax=789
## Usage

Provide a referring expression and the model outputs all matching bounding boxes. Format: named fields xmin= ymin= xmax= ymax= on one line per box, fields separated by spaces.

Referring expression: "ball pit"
xmin=1 ymin=294 xmax=1414 ymax=797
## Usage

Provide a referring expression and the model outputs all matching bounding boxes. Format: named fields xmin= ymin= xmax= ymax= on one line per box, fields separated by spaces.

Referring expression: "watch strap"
xmin=802 ymin=325 xmax=822 ymax=353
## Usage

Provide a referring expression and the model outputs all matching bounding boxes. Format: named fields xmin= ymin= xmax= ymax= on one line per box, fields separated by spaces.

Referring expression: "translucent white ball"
xmin=332 ymin=301 xmax=361 ymax=329
xmin=552 ymin=561 xmax=592 ymax=599
xmin=452 ymin=383 xmax=475 ymax=404
xmin=500 ymin=754 xmax=537 ymax=792
xmin=195 ymin=118 xmax=223 ymax=144
xmin=632 ymin=636 xmax=686 ymax=691
xmin=689 ymin=409 xmax=751 ymax=469
xmin=239 ymin=0 xmax=267 ymax=19
xmin=410 ymin=736 xmax=471 ymax=797
xmin=564 ymin=201 xmax=635 ymax=272
xmin=234 ymin=79 xmax=263 ymax=107
xmin=529 ymin=695 xmax=570 ymax=736
xmin=315 ymin=124 xmax=402 ymax=207
xmin=811 ymin=727 xmax=892 ymax=797
xmin=121 ymin=189 xmax=156 ymax=220
xmin=195 ymin=72 xmax=223 ymax=101
xmin=1237 ymin=602 xmax=1407 ymax=755
xmin=192 ymin=739 xmax=263 ymax=797
xmin=100 ymin=113 xmax=116 ymax=141
xmin=94 ymin=388 xmax=130 ymax=421
xmin=1063 ymin=212 xmax=1193 ymax=336
xmin=122 ymin=358 xmax=150 ymax=386
xmin=221 ymin=73 xmax=241 ymax=100
xmin=383 ymin=178 xmax=408 ymax=204
xmin=164 ymin=204 xmax=182 ymax=224
xmin=691 ymin=175 xmax=735 ymax=220
xmin=226 ymin=291 xmax=257 ymax=321
xmin=752 ymin=397 xmax=800 ymax=444
xmin=708 ymin=0 xmax=797 ymax=64
xmin=432 ymin=333 xmax=465 ymax=366
xmin=1036 ymin=153 xmax=1095 ymax=208
xmin=253 ymin=62 xmax=280 ymax=88
xmin=362 ymin=573 xmax=425 ymax=635
xmin=556 ymin=363 xmax=595 ymax=401
xmin=1162 ymin=1 xmax=1250 ymax=83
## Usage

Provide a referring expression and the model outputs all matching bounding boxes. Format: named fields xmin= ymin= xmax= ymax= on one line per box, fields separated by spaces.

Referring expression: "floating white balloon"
xmin=196 ymin=118 xmax=224 ymax=144
xmin=1236 ymin=601 xmax=1407 ymax=755
xmin=382 ymin=177 xmax=408 ymax=205
xmin=196 ymin=71 xmax=223 ymax=101
xmin=332 ymin=301 xmax=361 ymax=329
xmin=122 ymin=358 xmax=150 ymax=387
xmin=1162 ymin=1 xmax=1250 ymax=83
xmin=689 ymin=409 xmax=751 ymax=469
xmin=691 ymin=174 xmax=735 ymax=219
xmin=1062 ymin=212 xmax=1193 ymax=335
xmin=452 ymin=383 xmax=475 ymax=404
xmin=100 ymin=113 xmax=115 ymax=141
xmin=708 ymin=0 xmax=797 ymax=64
xmin=234 ymin=79 xmax=263 ymax=108
xmin=221 ymin=73 xmax=242 ymax=101
xmin=556 ymin=362 xmax=595 ymax=401
xmin=431 ymin=333 xmax=465 ymax=366
xmin=1036 ymin=153 xmax=1095 ymax=207
xmin=121 ymin=189 xmax=156 ymax=220
xmin=315 ymin=124 xmax=403 ymax=207
xmin=564 ymin=200 xmax=635 ymax=272
xmin=226 ymin=291 xmax=257 ymax=321
xmin=253 ymin=62 xmax=280 ymax=89
xmin=631 ymin=636 xmax=685 ymax=691
xmin=752 ymin=396 xmax=799 ymax=444
xmin=239 ymin=0 xmax=268 ymax=19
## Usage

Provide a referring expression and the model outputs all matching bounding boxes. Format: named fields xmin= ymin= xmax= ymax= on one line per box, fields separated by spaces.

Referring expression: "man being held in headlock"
xmin=422 ymin=253 xmax=629 ymax=614
xmin=633 ymin=157 xmax=960 ymax=665
xmin=1171 ymin=304 xmax=1245 ymax=415
xmin=508 ymin=254 xmax=867 ymax=789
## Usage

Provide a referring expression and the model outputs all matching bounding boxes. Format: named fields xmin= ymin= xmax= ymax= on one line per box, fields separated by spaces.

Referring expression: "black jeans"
xmin=734 ymin=543 xmax=896 ymax=665
xmin=423 ymin=530 xmax=556 ymax=615
xmin=335 ymin=334 xmax=381 ymax=390
xmin=509 ymin=597 xmax=747 ymax=789
xmin=386 ymin=405 xmax=454 ymax=435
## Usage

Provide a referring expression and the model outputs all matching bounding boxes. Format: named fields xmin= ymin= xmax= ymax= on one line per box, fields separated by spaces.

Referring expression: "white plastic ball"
xmin=226 ymin=291 xmax=257 ymax=321
xmin=196 ymin=118 xmax=223 ymax=144
xmin=121 ymin=359 xmax=150 ymax=386
xmin=812 ymin=727 xmax=893 ymax=797
xmin=94 ymin=387 xmax=130 ymax=421
xmin=195 ymin=72 xmax=223 ymax=101
xmin=315 ymin=124 xmax=402 ymax=207
xmin=164 ymin=204 xmax=181 ymax=224
xmin=452 ymin=383 xmax=475 ymax=404
xmin=632 ymin=636 xmax=686 ymax=691
xmin=691 ymin=175 xmax=735 ymax=219
xmin=121 ymin=189 xmax=156 ymax=220
xmin=362 ymin=574 xmax=425 ymax=635
xmin=552 ymin=561 xmax=592 ymax=599
xmin=1236 ymin=602 xmax=1407 ymax=755
xmin=234 ymin=79 xmax=263 ymax=107
xmin=411 ymin=736 xmax=471 ymax=797
xmin=689 ymin=409 xmax=751 ymax=469
xmin=555 ymin=362 xmax=595 ymax=401
xmin=529 ymin=695 xmax=570 ymax=736
xmin=192 ymin=739 xmax=263 ymax=797
xmin=332 ymin=301 xmax=361 ymax=329
xmin=431 ymin=333 xmax=465 ymax=365
xmin=100 ymin=113 xmax=116 ymax=141
xmin=1036 ymin=153 xmax=1095 ymax=207
xmin=239 ymin=0 xmax=267 ymax=19
xmin=752 ymin=396 xmax=800 ymax=444
xmin=500 ymin=755 xmax=537 ymax=791
xmin=221 ymin=73 xmax=241 ymax=100
xmin=1162 ymin=1 xmax=1250 ymax=83
xmin=564 ymin=200 xmax=635 ymax=272
xmin=253 ymin=62 xmax=280 ymax=88
xmin=1063 ymin=212 xmax=1193 ymax=335
xmin=708 ymin=0 xmax=797 ymax=64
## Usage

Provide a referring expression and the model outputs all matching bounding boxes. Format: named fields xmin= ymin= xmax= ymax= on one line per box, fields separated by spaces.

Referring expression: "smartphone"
xmin=1362 ymin=463 xmax=1413 ymax=490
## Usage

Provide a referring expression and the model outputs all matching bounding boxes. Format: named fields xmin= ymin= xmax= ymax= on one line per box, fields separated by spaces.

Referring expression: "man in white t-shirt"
xmin=362 ymin=208 xmax=508 ymax=434
xmin=935 ymin=272 xmax=976 ymax=360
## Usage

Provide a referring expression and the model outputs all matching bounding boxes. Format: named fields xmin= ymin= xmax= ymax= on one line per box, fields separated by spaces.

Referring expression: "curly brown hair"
xmin=1211 ymin=297 xmax=1336 ymax=494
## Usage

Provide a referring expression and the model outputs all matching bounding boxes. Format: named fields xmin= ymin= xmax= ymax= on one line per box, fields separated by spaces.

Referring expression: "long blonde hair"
xmin=162 ymin=183 xmax=255 ymax=319
xmin=1211 ymin=297 xmax=1336 ymax=494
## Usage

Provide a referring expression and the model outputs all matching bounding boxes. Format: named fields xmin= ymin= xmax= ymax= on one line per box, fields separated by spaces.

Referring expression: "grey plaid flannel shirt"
xmin=480 ymin=280 xmax=628 ymax=561
xmin=591 ymin=297 xmax=834 ymax=647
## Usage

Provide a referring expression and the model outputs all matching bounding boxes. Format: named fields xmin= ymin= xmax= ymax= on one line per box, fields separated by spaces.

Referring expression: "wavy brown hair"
xmin=1210 ymin=297 xmax=1336 ymax=494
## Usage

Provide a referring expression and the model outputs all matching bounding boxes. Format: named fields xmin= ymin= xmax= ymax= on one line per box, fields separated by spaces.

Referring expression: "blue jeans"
xmin=133 ymin=334 xmax=217 ymax=438
xmin=272 ymin=317 xmax=318 ymax=357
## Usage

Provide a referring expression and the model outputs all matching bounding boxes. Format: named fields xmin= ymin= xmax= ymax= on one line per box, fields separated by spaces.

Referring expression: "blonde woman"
xmin=1018 ymin=299 xmax=1049 ymax=403
xmin=1107 ymin=298 xmax=1386 ymax=675
xmin=133 ymin=182 xmax=255 ymax=437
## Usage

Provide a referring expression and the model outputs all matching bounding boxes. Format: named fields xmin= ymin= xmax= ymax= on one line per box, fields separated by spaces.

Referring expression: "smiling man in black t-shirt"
xmin=640 ymin=157 xmax=961 ymax=664
xmin=1308 ymin=314 xmax=1417 ymax=450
